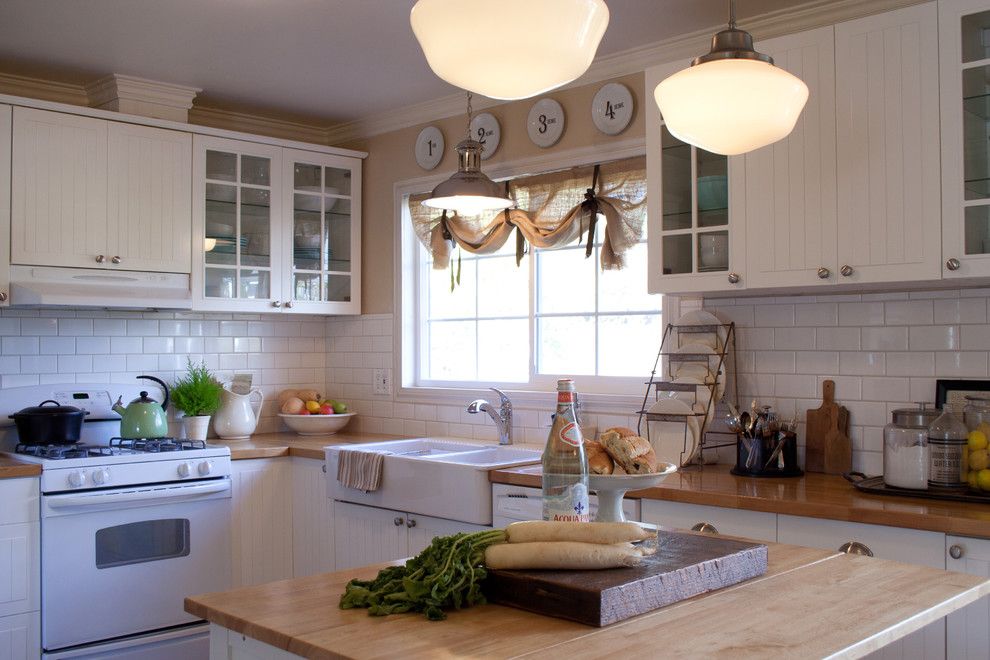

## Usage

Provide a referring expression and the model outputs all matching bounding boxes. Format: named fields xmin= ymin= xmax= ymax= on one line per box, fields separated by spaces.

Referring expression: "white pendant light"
xmin=654 ymin=0 xmax=808 ymax=156
xmin=422 ymin=94 xmax=513 ymax=215
xmin=410 ymin=0 xmax=609 ymax=101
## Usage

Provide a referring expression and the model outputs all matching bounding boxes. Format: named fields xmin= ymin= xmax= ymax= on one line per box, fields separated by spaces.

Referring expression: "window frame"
xmin=395 ymin=137 xmax=680 ymax=413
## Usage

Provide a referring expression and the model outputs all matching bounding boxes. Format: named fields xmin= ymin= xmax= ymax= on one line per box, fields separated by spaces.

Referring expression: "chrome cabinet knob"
xmin=393 ymin=517 xmax=403 ymax=527
xmin=838 ymin=541 xmax=873 ymax=557
xmin=691 ymin=522 xmax=718 ymax=535
xmin=840 ymin=264 xmax=854 ymax=277
xmin=949 ymin=544 xmax=964 ymax=560
xmin=111 ymin=255 xmax=122 ymax=264
xmin=406 ymin=518 xmax=417 ymax=528
xmin=322 ymin=464 xmax=327 ymax=473
xmin=96 ymin=255 xmax=106 ymax=264
xmin=284 ymin=301 xmax=293 ymax=309
xmin=817 ymin=267 xmax=831 ymax=279
xmin=727 ymin=273 xmax=740 ymax=285
xmin=0 ymin=292 xmax=8 ymax=302
xmin=946 ymin=258 xmax=961 ymax=271
xmin=271 ymin=300 xmax=281 ymax=308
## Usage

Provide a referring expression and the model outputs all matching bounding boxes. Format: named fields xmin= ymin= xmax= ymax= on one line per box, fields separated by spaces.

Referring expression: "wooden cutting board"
xmin=805 ymin=380 xmax=851 ymax=474
xmin=484 ymin=530 xmax=767 ymax=627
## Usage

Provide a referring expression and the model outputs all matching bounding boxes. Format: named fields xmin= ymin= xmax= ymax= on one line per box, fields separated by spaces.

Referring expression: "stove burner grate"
xmin=14 ymin=444 xmax=115 ymax=459
xmin=109 ymin=437 xmax=207 ymax=453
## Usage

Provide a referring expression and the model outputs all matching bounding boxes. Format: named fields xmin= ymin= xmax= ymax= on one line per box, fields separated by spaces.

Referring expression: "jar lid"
xmin=891 ymin=407 xmax=940 ymax=428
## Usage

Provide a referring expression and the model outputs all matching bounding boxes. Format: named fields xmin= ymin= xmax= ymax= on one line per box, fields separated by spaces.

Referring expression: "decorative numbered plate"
xmin=414 ymin=125 xmax=444 ymax=170
xmin=527 ymin=98 xmax=565 ymax=148
xmin=469 ymin=112 xmax=501 ymax=160
xmin=591 ymin=82 xmax=634 ymax=135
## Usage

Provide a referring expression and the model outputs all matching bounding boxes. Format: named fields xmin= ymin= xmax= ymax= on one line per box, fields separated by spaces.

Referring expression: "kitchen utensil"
xmin=8 ymin=399 xmax=89 ymax=445
xmin=805 ymin=380 xmax=850 ymax=474
xmin=113 ymin=375 xmax=170 ymax=439
xmin=213 ymin=386 xmax=265 ymax=440
xmin=646 ymin=398 xmax=699 ymax=467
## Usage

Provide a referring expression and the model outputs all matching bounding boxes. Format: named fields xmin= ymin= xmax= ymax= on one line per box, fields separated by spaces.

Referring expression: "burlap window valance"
xmin=408 ymin=155 xmax=646 ymax=272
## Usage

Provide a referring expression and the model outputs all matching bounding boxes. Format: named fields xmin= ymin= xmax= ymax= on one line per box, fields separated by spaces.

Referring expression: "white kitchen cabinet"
xmin=646 ymin=60 xmax=745 ymax=295
xmin=0 ymin=613 xmax=39 ymax=660
xmin=11 ymin=107 xmax=192 ymax=273
xmin=230 ymin=459 xmax=294 ymax=587
xmin=946 ymin=535 xmax=990 ymax=659
xmin=333 ymin=501 xmax=488 ymax=571
xmin=0 ymin=105 xmax=11 ymax=307
xmin=212 ymin=625 xmax=297 ymax=660
xmin=834 ymin=2 xmax=942 ymax=285
xmin=0 ymin=478 xmax=39 ymax=660
xmin=640 ymin=499 xmax=777 ymax=543
xmin=742 ymin=26 xmax=839 ymax=290
xmin=940 ymin=0 xmax=990 ymax=279
xmin=291 ymin=457 xmax=334 ymax=578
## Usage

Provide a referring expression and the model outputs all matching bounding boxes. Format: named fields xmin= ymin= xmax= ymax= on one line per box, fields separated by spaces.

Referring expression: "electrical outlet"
xmin=373 ymin=368 xmax=392 ymax=395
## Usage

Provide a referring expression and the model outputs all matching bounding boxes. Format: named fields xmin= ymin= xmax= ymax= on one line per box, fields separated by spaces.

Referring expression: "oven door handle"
xmin=47 ymin=480 xmax=231 ymax=510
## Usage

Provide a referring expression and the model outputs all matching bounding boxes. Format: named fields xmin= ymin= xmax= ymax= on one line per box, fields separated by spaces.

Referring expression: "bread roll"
xmin=600 ymin=427 xmax=658 ymax=474
xmin=583 ymin=440 xmax=613 ymax=475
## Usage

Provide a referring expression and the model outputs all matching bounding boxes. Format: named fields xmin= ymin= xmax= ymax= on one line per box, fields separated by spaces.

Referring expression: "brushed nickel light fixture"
xmin=654 ymin=0 xmax=809 ymax=156
xmin=422 ymin=93 xmax=513 ymax=215
xmin=410 ymin=0 xmax=609 ymax=101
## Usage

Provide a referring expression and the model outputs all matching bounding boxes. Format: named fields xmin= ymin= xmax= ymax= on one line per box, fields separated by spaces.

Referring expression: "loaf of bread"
xmin=600 ymin=427 xmax=658 ymax=474
xmin=583 ymin=440 xmax=613 ymax=475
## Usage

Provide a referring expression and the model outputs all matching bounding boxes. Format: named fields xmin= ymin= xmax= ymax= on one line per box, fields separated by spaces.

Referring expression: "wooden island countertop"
xmin=187 ymin=539 xmax=990 ymax=659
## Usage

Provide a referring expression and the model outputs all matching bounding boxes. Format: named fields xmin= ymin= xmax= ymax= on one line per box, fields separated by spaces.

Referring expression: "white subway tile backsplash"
xmin=795 ymin=351 xmax=839 ymax=374
xmin=885 ymin=351 xmax=935 ymax=377
xmin=935 ymin=351 xmax=989 ymax=377
xmin=20 ymin=318 xmax=57 ymax=336
xmin=861 ymin=377 xmax=910 ymax=403
xmin=75 ymin=337 xmax=111 ymax=354
xmin=838 ymin=352 xmax=885 ymax=376
xmin=838 ymin=302 xmax=884 ymax=326
xmin=794 ymin=303 xmax=837 ymax=326
xmin=109 ymin=337 xmax=142 ymax=354
xmin=93 ymin=319 xmax=127 ymax=336
xmin=816 ymin=327 xmax=860 ymax=351
xmin=143 ymin=337 xmax=175 ymax=353
xmin=860 ymin=327 xmax=908 ymax=351
xmin=3 ymin=337 xmax=39 ymax=355
xmin=773 ymin=328 xmax=814 ymax=350
xmin=126 ymin=320 xmax=158 ymax=336
xmin=0 ymin=318 xmax=19 ymax=335
xmin=909 ymin=325 xmax=959 ymax=351
xmin=934 ymin=298 xmax=986 ymax=324
xmin=755 ymin=304 xmax=794 ymax=327
xmin=58 ymin=319 xmax=93 ymax=336
xmin=58 ymin=355 xmax=93 ymax=373
xmin=884 ymin=300 xmax=933 ymax=326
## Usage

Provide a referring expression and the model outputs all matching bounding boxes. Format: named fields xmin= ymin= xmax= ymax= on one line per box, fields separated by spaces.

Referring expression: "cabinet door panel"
xmin=0 ymin=105 xmax=10 ymax=306
xmin=11 ymin=107 xmax=108 ymax=269
xmin=835 ymin=3 xmax=941 ymax=284
xmin=0 ymin=522 xmax=38 ymax=618
xmin=332 ymin=502 xmax=406 ymax=571
xmin=406 ymin=515 xmax=488 ymax=558
xmin=946 ymin=535 xmax=990 ymax=659
xmin=231 ymin=459 xmax=293 ymax=587
xmin=107 ymin=123 xmax=192 ymax=273
xmin=745 ymin=27 xmax=837 ymax=289
xmin=291 ymin=458 xmax=334 ymax=577
xmin=0 ymin=612 xmax=39 ymax=660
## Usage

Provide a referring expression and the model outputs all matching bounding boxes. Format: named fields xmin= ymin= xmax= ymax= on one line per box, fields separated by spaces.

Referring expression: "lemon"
xmin=305 ymin=399 xmax=321 ymax=413
xmin=978 ymin=469 xmax=990 ymax=492
xmin=971 ymin=449 xmax=989 ymax=472
xmin=969 ymin=471 xmax=980 ymax=490
xmin=969 ymin=430 xmax=988 ymax=451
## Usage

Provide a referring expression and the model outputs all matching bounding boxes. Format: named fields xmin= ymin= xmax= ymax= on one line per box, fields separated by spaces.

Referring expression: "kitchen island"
xmin=186 ymin=536 xmax=990 ymax=659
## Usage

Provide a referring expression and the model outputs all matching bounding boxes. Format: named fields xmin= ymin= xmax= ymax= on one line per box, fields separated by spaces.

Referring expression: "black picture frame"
xmin=935 ymin=379 xmax=990 ymax=410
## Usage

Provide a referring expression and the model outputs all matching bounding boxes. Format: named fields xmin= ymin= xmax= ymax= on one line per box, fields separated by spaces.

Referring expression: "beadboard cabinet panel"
xmin=332 ymin=501 xmax=406 ymax=571
xmin=231 ymin=459 xmax=294 ymax=588
xmin=0 ymin=105 xmax=10 ymax=306
xmin=406 ymin=514 xmax=488 ymax=558
xmin=946 ymin=535 xmax=990 ymax=659
xmin=291 ymin=458 xmax=334 ymax=577
xmin=0 ymin=613 xmax=39 ymax=660
xmin=0 ymin=523 xmax=38 ymax=619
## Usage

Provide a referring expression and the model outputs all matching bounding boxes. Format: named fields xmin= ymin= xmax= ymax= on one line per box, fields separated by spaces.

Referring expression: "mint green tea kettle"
xmin=113 ymin=375 xmax=171 ymax=439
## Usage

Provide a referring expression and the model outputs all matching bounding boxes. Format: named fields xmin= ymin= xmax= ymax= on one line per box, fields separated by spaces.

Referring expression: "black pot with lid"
xmin=8 ymin=400 xmax=89 ymax=445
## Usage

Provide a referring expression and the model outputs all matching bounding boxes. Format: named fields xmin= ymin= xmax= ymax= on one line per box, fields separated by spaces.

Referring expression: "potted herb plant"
xmin=170 ymin=360 xmax=223 ymax=441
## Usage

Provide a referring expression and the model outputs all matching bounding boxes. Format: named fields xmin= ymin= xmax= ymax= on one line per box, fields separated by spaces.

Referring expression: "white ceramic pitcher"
xmin=213 ymin=386 xmax=265 ymax=440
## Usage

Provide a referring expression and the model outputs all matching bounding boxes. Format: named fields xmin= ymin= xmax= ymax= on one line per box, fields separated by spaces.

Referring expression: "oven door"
xmin=41 ymin=479 xmax=231 ymax=652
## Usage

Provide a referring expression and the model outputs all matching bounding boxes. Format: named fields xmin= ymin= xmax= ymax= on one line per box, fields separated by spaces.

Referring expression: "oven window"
xmin=95 ymin=519 xmax=190 ymax=569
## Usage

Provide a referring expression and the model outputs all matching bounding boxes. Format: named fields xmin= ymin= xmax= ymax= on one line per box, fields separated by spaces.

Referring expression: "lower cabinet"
xmin=946 ymin=535 xmax=990 ymax=659
xmin=290 ymin=457 xmax=334 ymax=578
xmin=0 ymin=613 xmax=39 ymax=660
xmin=333 ymin=501 xmax=488 ymax=571
xmin=211 ymin=624 xmax=297 ymax=660
xmin=0 ymin=478 xmax=39 ymax=660
xmin=640 ymin=499 xmax=777 ymax=543
xmin=230 ymin=458 xmax=294 ymax=588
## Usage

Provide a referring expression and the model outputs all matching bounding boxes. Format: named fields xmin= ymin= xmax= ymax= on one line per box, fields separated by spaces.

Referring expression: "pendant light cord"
xmin=727 ymin=0 xmax=736 ymax=29
xmin=465 ymin=92 xmax=474 ymax=141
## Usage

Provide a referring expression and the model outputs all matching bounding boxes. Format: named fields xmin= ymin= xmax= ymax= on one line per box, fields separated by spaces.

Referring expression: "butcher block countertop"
xmin=209 ymin=431 xmax=409 ymax=460
xmin=491 ymin=463 xmax=990 ymax=539
xmin=0 ymin=455 xmax=41 ymax=479
xmin=186 ymin=540 xmax=990 ymax=659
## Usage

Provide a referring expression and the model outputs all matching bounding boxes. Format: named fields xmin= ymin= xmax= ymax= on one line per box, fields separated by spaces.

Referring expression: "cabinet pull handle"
xmin=691 ymin=522 xmax=718 ymax=535
xmin=817 ymin=267 xmax=831 ymax=279
xmin=406 ymin=518 xmax=417 ymax=528
xmin=0 ymin=292 xmax=8 ymax=302
xmin=95 ymin=255 xmax=106 ymax=264
xmin=272 ymin=300 xmax=281 ymax=308
xmin=838 ymin=541 xmax=873 ymax=557
xmin=284 ymin=301 xmax=293 ymax=309
xmin=321 ymin=464 xmax=327 ymax=473
xmin=393 ymin=517 xmax=403 ymax=526
xmin=111 ymin=256 xmax=122 ymax=264
xmin=949 ymin=544 xmax=964 ymax=560
xmin=727 ymin=273 xmax=740 ymax=285
xmin=840 ymin=265 xmax=854 ymax=277
xmin=946 ymin=258 xmax=961 ymax=271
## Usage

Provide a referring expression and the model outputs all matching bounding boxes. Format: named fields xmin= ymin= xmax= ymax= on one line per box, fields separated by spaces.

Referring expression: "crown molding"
xmin=0 ymin=72 xmax=88 ymax=106
xmin=188 ymin=105 xmax=328 ymax=144
xmin=86 ymin=74 xmax=200 ymax=109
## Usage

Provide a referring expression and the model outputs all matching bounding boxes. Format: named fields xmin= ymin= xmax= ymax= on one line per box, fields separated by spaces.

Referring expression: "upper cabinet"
xmin=0 ymin=105 xmax=10 ymax=307
xmin=11 ymin=107 xmax=191 ymax=273
xmin=941 ymin=0 xmax=990 ymax=278
xmin=192 ymin=136 xmax=361 ymax=314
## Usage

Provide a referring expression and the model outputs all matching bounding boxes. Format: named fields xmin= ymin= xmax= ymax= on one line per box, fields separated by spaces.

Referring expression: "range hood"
xmin=9 ymin=265 xmax=192 ymax=309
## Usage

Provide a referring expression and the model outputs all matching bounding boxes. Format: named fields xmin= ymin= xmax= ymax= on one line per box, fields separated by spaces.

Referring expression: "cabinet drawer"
xmin=777 ymin=515 xmax=944 ymax=568
xmin=0 ymin=479 xmax=38 ymax=526
xmin=640 ymin=500 xmax=776 ymax=543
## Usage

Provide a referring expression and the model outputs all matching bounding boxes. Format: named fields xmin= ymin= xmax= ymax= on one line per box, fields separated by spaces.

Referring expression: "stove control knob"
xmin=67 ymin=471 xmax=87 ymax=488
xmin=177 ymin=462 xmax=193 ymax=478
xmin=198 ymin=461 xmax=213 ymax=476
xmin=91 ymin=468 xmax=110 ymax=485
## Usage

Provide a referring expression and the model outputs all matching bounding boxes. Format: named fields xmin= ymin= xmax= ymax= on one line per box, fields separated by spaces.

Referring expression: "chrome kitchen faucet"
xmin=466 ymin=388 xmax=513 ymax=445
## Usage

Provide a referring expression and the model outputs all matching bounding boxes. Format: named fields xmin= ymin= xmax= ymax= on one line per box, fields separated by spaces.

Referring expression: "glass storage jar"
xmin=884 ymin=405 xmax=938 ymax=490
xmin=928 ymin=407 xmax=969 ymax=491
xmin=963 ymin=396 xmax=990 ymax=491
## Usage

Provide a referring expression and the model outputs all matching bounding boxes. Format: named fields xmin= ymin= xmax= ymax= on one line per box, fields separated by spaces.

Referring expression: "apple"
xmin=332 ymin=400 xmax=348 ymax=414
xmin=319 ymin=403 xmax=334 ymax=415
xmin=298 ymin=409 xmax=311 ymax=415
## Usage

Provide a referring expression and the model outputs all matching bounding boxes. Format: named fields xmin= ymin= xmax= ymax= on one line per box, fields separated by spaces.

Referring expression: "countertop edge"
xmin=0 ymin=456 xmax=42 ymax=479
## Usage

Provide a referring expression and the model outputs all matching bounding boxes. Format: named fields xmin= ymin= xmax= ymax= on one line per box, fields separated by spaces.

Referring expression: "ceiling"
xmin=0 ymin=0 xmax=798 ymax=124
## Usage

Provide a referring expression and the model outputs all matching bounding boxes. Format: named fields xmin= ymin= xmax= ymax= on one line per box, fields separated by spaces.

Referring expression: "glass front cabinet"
xmin=942 ymin=0 xmax=990 ymax=279
xmin=645 ymin=60 xmax=744 ymax=295
xmin=192 ymin=137 xmax=362 ymax=314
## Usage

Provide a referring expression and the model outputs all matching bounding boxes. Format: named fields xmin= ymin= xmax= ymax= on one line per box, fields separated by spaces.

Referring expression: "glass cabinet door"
xmin=285 ymin=150 xmax=360 ymax=312
xmin=961 ymin=10 xmax=990 ymax=256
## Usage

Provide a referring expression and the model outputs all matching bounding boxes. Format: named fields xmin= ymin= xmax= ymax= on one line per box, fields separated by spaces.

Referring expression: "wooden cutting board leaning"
xmin=805 ymin=379 xmax=851 ymax=474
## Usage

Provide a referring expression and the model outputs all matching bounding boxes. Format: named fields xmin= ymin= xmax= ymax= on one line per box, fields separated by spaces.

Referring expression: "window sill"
xmin=395 ymin=384 xmax=644 ymax=416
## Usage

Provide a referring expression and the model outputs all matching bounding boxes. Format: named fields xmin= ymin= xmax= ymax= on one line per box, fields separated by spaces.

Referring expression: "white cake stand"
xmin=588 ymin=464 xmax=678 ymax=522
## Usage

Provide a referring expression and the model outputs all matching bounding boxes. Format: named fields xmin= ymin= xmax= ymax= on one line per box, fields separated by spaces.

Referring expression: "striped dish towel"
xmin=336 ymin=450 xmax=385 ymax=492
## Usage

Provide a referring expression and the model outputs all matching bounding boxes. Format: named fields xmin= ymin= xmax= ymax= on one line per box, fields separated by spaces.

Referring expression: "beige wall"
xmin=340 ymin=72 xmax=647 ymax=315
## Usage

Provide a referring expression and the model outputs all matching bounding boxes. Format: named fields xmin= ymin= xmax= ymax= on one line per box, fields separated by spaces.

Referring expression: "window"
xmin=408 ymin=156 xmax=661 ymax=394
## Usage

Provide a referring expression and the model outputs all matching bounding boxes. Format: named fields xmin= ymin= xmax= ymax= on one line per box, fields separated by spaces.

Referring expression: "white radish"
xmin=485 ymin=541 xmax=642 ymax=570
xmin=505 ymin=520 xmax=652 ymax=545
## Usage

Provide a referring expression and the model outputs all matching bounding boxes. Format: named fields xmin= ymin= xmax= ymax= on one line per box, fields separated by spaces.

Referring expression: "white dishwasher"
xmin=492 ymin=483 xmax=641 ymax=526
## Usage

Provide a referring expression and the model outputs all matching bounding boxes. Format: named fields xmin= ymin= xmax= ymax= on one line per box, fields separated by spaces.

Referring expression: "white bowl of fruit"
xmin=278 ymin=389 xmax=355 ymax=436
